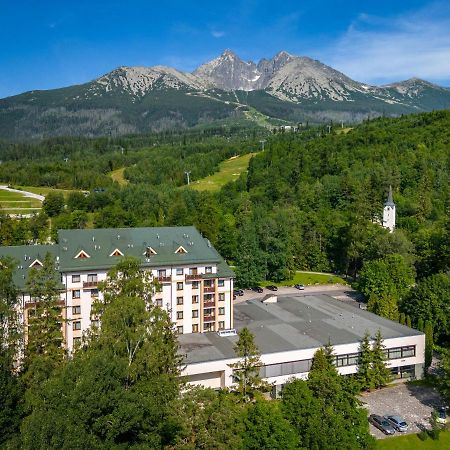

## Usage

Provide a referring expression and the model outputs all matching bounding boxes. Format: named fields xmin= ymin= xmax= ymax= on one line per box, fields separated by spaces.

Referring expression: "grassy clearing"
xmin=0 ymin=189 xmax=42 ymax=214
xmin=15 ymin=186 xmax=78 ymax=199
xmin=376 ymin=431 xmax=449 ymax=449
xmin=335 ymin=127 xmax=354 ymax=134
xmin=109 ymin=168 xmax=128 ymax=186
xmin=191 ymin=153 xmax=257 ymax=192
xmin=260 ymin=271 xmax=347 ymax=287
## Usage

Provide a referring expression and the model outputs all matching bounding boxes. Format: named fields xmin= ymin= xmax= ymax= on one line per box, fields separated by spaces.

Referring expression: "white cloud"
xmin=322 ymin=3 xmax=450 ymax=85
xmin=211 ymin=30 xmax=226 ymax=38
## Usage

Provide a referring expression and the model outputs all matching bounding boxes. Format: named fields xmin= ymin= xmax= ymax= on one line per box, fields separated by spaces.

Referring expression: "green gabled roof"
xmin=0 ymin=227 xmax=234 ymax=291
xmin=57 ymin=226 xmax=222 ymax=272
xmin=0 ymin=244 xmax=60 ymax=291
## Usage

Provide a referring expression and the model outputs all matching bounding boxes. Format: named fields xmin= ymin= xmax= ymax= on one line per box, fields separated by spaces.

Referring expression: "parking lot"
xmin=359 ymin=383 xmax=445 ymax=439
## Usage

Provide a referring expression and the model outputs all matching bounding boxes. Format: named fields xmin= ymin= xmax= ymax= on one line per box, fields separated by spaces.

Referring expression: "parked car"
xmin=252 ymin=286 xmax=263 ymax=293
xmin=385 ymin=415 xmax=408 ymax=432
xmin=435 ymin=407 xmax=448 ymax=424
xmin=294 ymin=284 xmax=305 ymax=290
xmin=369 ymin=414 xmax=395 ymax=435
xmin=234 ymin=289 xmax=244 ymax=296
xmin=266 ymin=285 xmax=278 ymax=291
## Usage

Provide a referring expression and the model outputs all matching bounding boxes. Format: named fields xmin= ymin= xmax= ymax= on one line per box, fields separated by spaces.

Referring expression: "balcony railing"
xmin=204 ymin=286 xmax=215 ymax=293
xmin=158 ymin=276 xmax=172 ymax=282
xmin=83 ymin=281 xmax=98 ymax=288
xmin=203 ymin=315 xmax=215 ymax=322
xmin=203 ymin=301 xmax=215 ymax=308
xmin=185 ymin=274 xmax=202 ymax=281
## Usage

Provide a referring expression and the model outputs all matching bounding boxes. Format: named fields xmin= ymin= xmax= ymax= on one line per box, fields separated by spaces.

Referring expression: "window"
xmin=177 ymin=311 xmax=183 ymax=320
xmin=91 ymin=289 xmax=99 ymax=298
xmin=192 ymin=295 xmax=199 ymax=304
xmin=189 ymin=268 xmax=198 ymax=275
xmin=87 ymin=274 xmax=97 ymax=282
xmin=218 ymin=279 xmax=225 ymax=287
xmin=145 ymin=246 xmax=157 ymax=257
xmin=158 ymin=269 xmax=166 ymax=277
xmin=192 ymin=310 xmax=199 ymax=318
xmin=204 ymin=323 xmax=215 ymax=332
xmin=176 ymin=268 xmax=184 ymax=275
xmin=110 ymin=248 xmax=124 ymax=257
xmin=204 ymin=280 xmax=213 ymax=287
xmin=204 ymin=308 xmax=214 ymax=316
xmin=385 ymin=346 xmax=416 ymax=360
xmin=218 ymin=321 xmax=225 ymax=330
xmin=175 ymin=246 xmax=187 ymax=254
xmin=72 ymin=290 xmax=80 ymax=299
xmin=72 ymin=274 xmax=80 ymax=283
xmin=176 ymin=326 xmax=183 ymax=334
xmin=177 ymin=297 xmax=184 ymax=305
xmin=155 ymin=298 xmax=163 ymax=307
xmin=72 ymin=305 xmax=81 ymax=315
xmin=218 ymin=307 xmax=225 ymax=315
xmin=219 ymin=293 xmax=225 ymax=301
xmin=177 ymin=282 xmax=183 ymax=290
xmin=205 ymin=266 xmax=212 ymax=274
xmin=204 ymin=294 xmax=213 ymax=301
xmin=192 ymin=324 xmax=199 ymax=333
xmin=192 ymin=281 xmax=199 ymax=289
xmin=73 ymin=321 xmax=81 ymax=331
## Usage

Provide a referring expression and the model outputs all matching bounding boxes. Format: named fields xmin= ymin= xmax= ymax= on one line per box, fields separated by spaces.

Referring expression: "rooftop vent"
xmin=217 ymin=329 xmax=237 ymax=337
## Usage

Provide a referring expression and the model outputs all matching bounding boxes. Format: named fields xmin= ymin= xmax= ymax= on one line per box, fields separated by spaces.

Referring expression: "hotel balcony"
xmin=203 ymin=300 xmax=215 ymax=308
xmin=158 ymin=276 xmax=172 ymax=282
xmin=203 ymin=315 xmax=215 ymax=323
xmin=83 ymin=281 xmax=98 ymax=288
xmin=185 ymin=274 xmax=202 ymax=281
xmin=204 ymin=286 xmax=215 ymax=293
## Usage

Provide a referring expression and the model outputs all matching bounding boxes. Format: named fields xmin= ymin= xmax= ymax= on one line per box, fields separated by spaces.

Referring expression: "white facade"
xmin=382 ymin=186 xmax=396 ymax=232
xmin=182 ymin=333 xmax=425 ymax=392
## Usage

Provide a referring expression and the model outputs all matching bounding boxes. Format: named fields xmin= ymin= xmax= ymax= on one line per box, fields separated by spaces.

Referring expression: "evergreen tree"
xmin=230 ymin=327 xmax=269 ymax=401
xmin=399 ymin=312 xmax=406 ymax=325
xmin=24 ymin=252 xmax=65 ymax=386
xmin=0 ymin=257 xmax=24 ymax=446
xmin=371 ymin=330 xmax=391 ymax=389
xmin=417 ymin=317 xmax=425 ymax=332
xmin=406 ymin=315 xmax=412 ymax=328
xmin=357 ymin=332 xmax=373 ymax=391
xmin=425 ymin=320 xmax=434 ymax=369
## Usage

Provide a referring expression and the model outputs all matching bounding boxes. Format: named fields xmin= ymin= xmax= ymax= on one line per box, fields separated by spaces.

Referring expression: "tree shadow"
xmin=405 ymin=383 xmax=444 ymax=410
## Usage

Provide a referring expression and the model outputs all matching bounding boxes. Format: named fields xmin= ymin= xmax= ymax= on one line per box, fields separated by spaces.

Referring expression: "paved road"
xmin=0 ymin=185 xmax=45 ymax=201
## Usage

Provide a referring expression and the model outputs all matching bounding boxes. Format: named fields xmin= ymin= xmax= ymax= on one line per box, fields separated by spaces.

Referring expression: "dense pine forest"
xmin=1 ymin=110 xmax=450 ymax=447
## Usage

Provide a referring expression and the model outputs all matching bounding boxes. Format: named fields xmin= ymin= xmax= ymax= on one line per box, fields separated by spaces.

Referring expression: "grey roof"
xmin=178 ymin=294 xmax=423 ymax=365
xmin=0 ymin=226 xmax=234 ymax=290
xmin=385 ymin=185 xmax=395 ymax=207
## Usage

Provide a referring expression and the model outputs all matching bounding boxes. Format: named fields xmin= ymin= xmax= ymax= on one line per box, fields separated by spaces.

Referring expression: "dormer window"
xmin=144 ymin=246 xmax=157 ymax=257
xmin=75 ymin=250 xmax=90 ymax=259
xmin=175 ymin=246 xmax=188 ymax=254
xmin=109 ymin=248 xmax=124 ymax=257
xmin=29 ymin=259 xmax=43 ymax=268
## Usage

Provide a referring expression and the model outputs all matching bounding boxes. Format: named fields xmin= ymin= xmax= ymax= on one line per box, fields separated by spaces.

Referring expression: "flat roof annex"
xmin=178 ymin=294 xmax=423 ymax=365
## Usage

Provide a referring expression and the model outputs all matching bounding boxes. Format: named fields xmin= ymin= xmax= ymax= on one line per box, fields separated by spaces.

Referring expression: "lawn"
xmin=109 ymin=168 xmax=128 ymax=186
xmin=191 ymin=153 xmax=257 ymax=192
xmin=376 ymin=431 xmax=449 ymax=449
xmin=260 ymin=271 xmax=347 ymax=287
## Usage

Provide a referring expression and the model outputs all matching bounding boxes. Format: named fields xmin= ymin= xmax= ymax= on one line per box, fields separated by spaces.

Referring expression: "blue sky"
xmin=1 ymin=0 xmax=450 ymax=98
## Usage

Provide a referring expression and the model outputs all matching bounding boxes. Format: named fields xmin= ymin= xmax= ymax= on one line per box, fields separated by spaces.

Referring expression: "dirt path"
xmin=0 ymin=185 xmax=45 ymax=201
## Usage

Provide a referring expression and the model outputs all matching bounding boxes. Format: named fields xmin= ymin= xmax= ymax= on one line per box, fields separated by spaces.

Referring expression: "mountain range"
xmin=1 ymin=50 xmax=450 ymax=139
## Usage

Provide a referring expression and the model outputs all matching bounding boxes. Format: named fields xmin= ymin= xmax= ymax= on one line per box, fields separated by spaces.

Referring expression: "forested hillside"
xmin=1 ymin=110 xmax=449 ymax=339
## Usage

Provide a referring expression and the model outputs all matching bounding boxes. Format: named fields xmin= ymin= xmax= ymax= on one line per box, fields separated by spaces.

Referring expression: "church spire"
xmin=385 ymin=185 xmax=395 ymax=207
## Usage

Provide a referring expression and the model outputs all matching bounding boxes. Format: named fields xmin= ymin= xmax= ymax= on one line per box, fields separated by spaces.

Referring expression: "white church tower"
xmin=382 ymin=185 xmax=396 ymax=232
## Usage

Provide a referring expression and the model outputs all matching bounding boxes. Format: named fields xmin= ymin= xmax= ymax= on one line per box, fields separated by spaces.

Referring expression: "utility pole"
xmin=259 ymin=139 xmax=266 ymax=151
xmin=327 ymin=125 xmax=332 ymax=134
xmin=184 ymin=171 xmax=191 ymax=185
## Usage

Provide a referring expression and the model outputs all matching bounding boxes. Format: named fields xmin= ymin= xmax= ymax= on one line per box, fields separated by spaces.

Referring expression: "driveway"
xmin=0 ymin=185 xmax=45 ymax=201
xmin=359 ymin=383 xmax=445 ymax=439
